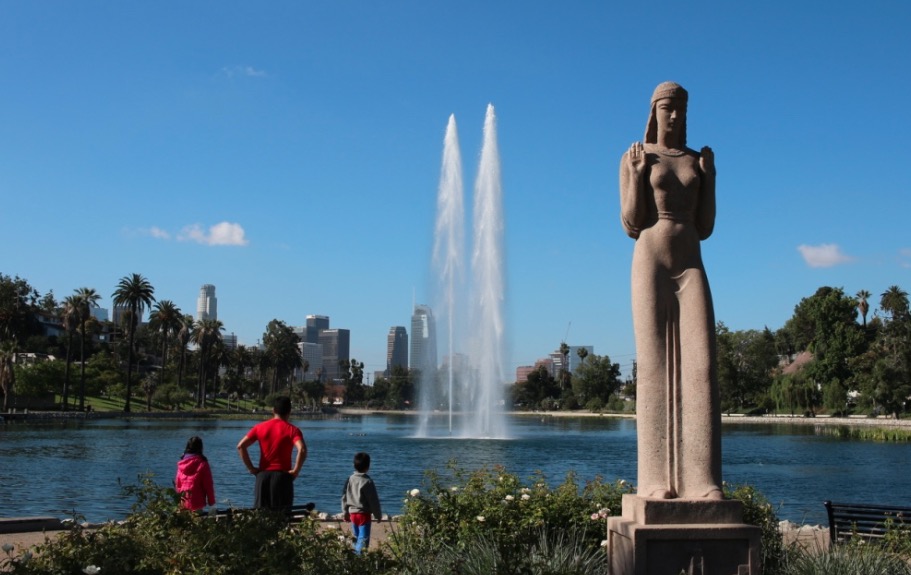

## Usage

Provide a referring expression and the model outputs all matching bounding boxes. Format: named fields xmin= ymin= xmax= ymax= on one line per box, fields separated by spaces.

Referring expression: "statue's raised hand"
xmin=699 ymin=146 xmax=715 ymax=176
xmin=626 ymin=142 xmax=646 ymax=176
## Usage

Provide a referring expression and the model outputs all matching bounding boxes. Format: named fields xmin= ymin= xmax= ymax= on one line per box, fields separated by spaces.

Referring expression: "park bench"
xmin=206 ymin=503 xmax=316 ymax=524
xmin=824 ymin=500 xmax=911 ymax=544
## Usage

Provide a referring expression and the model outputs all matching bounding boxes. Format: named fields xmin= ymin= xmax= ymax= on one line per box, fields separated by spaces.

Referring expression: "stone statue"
xmin=619 ymin=82 xmax=722 ymax=500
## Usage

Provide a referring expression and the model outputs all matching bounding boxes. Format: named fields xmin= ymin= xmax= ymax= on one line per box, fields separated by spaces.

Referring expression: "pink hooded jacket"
xmin=175 ymin=454 xmax=216 ymax=511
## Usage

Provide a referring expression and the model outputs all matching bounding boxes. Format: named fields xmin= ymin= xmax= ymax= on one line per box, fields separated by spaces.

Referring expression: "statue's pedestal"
xmin=608 ymin=495 xmax=761 ymax=575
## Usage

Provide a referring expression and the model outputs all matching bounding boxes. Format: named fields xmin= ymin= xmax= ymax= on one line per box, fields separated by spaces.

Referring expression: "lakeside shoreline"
xmin=4 ymin=407 xmax=910 ymax=429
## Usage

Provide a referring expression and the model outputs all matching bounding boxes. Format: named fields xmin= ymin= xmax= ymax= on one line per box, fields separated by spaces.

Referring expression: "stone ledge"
xmin=621 ymin=493 xmax=744 ymax=525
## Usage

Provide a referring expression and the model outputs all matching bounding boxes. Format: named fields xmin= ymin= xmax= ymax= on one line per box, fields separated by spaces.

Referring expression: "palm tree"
xmin=577 ymin=346 xmax=589 ymax=367
xmin=192 ymin=319 xmax=224 ymax=408
xmin=175 ymin=314 xmax=193 ymax=392
xmin=559 ymin=342 xmax=570 ymax=390
xmin=855 ymin=290 xmax=872 ymax=328
xmin=149 ymin=300 xmax=182 ymax=389
xmin=881 ymin=286 xmax=910 ymax=320
xmin=75 ymin=287 xmax=101 ymax=411
xmin=112 ymin=274 xmax=156 ymax=412
xmin=0 ymin=339 xmax=16 ymax=412
xmin=60 ymin=295 xmax=80 ymax=411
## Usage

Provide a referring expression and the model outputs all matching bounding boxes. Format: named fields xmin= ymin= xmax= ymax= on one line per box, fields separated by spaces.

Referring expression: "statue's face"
xmin=655 ymin=98 xmax=685 ymax=140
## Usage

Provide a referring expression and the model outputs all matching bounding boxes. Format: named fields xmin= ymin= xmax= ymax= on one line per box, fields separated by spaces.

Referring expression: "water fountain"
xmin=417 ymin=105 xmax=509 ymax=439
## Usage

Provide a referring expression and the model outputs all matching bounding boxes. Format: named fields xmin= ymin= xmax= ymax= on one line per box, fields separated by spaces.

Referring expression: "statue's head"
xmin=645 ymin=82 xmax=688 ymax=146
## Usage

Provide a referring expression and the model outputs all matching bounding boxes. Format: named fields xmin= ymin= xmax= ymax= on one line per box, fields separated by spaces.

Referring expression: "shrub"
xmin=390 ymin=462 xmax=633 ymax=573
xmin=1 ymin=474 xmax=391 ymax=575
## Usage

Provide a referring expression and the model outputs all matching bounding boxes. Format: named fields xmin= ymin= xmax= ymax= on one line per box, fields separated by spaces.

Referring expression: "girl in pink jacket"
xmin=175 ymin=436 xmax=216 ymax=511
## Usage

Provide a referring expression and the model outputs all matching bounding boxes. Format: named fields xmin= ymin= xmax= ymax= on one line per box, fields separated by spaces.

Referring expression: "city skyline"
xmin=2 ymin=3 xmax=909 ymax=381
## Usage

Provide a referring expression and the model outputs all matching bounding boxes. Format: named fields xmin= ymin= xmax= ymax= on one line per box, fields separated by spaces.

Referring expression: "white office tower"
xmin=196 ymin=284 xmax=217 ymax=321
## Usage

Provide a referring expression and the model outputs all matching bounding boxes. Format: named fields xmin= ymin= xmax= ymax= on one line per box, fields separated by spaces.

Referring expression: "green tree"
xmin=515 ymin=365 xmax=560 ymax=409
xmin=261 ymin=319 xmax=301 ymax=395
xmin=780 ymin=287 xmax=866 ymax=409
xmin=716 ymin=324 xmax=779 ymax=411
xmin=856 ymin=289 xmax=872 ymax=328
xmin=576 ymin=346 xmax=589 ymax=367
xmin=112 ymin=273 xmax=156 ymax=412
xmin=558 ymin=342 xmax=570 ymax=390
xmin=0 ymin=339 xmax=16 ymax=411
xmin=149 ymin=300 xmax=182 ymax=389
xmin=60 ymin=295 xmax=80 ymax=410
xmin=175 ymin=314 xmax=193 ymax=392
xmin=0 ymin=274 xmax=41 ymax=344
xmin=192 ymin=318 xmax=224 ymax=408
xmin=881 ymin=285 xmax=910 ymax=320
xmin=571 ymin=353 xmax=622 ymax=408
xmin=75 ymin=287 xmax=101 ymax=411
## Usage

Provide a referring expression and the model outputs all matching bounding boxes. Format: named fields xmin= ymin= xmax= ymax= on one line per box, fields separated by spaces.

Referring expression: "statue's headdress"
xmin=645 ymin=81 xmax=688 ymax=145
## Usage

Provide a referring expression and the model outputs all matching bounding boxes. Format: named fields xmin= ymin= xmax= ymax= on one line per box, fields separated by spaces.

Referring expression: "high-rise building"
xmin=319 ymin=328 xmax=350 ymax=382
xmin=386 ymin=326 xmax=409 ymax=375
xmin=297 ymin=342 xmax=323 ymax=381
xmin=196 ymin=284 xmax=217 ymax=321
xmin=223 ymin=333 xmax=238 ymax=351
xmin=410 ymin=304 xmax=437 ymax=374
xmin=305 ymin=314 xmax=329 ymax=344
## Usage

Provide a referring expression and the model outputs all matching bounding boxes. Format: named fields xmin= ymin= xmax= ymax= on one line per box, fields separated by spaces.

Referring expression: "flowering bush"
xmin=390 ymin=462 xmax=633 ymax=572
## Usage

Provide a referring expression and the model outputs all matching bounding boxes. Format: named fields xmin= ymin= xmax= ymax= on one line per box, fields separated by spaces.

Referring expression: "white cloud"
xmin=899 ymin=248 xmax=911 ymax=269
xmin=177 ymin=222 xmax=249 ymax=247
xmin=149 ymin=226 xmax=170 ymax=240
xmin=221 ymin=65 xmax=268 ymax=78
xmin=797 ymin=243 xmax=854 ymax=268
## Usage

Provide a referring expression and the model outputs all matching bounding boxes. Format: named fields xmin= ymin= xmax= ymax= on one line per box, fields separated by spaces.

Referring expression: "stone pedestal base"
xmin=608 ymin=495 xmax=761 ymax=575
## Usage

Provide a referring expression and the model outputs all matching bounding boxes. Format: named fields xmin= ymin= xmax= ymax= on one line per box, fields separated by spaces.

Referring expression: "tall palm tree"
xmin=175 ymin=314 xmax=193 ymax=392
xmin=149 ymin=300 xmax=182 ymax=389
xmin=881 ymin=285 xmax=910 ymax=320
xmin=0 ymin=339 xmax=16 ymax=412
xmin=577 ymin=346 xmax=589 ymax=367
xmin=855 ymin=290 xmax=872 ymax=328
xmin=112 ymin=274 xmax=155 ymax=412
xmin=75 ymin=287 xmax=101 ymax=411
xmin=60 ymin=295 xmax=80 ymax=411
xmin=191 ymin=318 xmax=224 ymax=408
xmin=559 ymin=342 xmax=570 ymax=390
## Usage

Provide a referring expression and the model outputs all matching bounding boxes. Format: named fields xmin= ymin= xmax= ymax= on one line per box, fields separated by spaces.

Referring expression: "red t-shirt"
xmin=246 ymin=418 xmax=303 ymax=472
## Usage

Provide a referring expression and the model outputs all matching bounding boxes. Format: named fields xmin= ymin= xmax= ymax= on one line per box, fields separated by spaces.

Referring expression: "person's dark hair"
xmin=184 ymin=436 xmax=206 ymax=460
xmin=354 ymin=452 xmax=371 ymax=473
xmin=273 ymin=396 xmax=292 ymax=417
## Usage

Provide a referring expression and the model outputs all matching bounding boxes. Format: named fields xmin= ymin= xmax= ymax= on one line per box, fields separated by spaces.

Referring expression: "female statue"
xmin=620 ymin=82 xmax=722 ymax=500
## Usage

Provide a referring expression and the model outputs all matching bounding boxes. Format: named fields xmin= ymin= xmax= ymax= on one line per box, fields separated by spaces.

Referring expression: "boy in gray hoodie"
xmin=341 ymin=452 xmax=382 ymax=554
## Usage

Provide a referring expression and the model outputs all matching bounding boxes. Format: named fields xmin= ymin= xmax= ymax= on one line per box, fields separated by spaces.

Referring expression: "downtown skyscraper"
xmin=410 ymin=304 xmax=437 ymax=375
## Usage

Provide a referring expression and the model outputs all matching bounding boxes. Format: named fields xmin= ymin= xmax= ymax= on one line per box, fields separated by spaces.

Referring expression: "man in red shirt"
xmin=237 ymin=396 xmax=307 ymax=511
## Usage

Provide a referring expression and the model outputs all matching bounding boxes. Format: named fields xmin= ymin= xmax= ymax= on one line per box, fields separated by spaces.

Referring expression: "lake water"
xmin=1 ymin=414 xmax=908 ymax=526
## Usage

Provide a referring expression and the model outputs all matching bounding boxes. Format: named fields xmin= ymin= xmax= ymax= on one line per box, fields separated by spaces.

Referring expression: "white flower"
xmin=20 ymin=550 xmax=32 ymax=563
xmin=504 ymin=495 xmax=515 ymax=501
xmin=591 ymin=513 xmax=601 ymax=521
xmin=476 ymin=515 xmax=485 ymax=522
xmin=521 ymin=494 xmax=531 ymax=501
xmin=601 ymin=539 xmax=609 ymax=548
xmin=338 ymin=535 xmax=347 ymax=542
xmin=520 ymin=487 xmax=531 ymax=494
xmin=318 ymin=512 xmax=329 ymax=520
xmin=409 ymin=489 xmax=420 ymax=497
xmin=450 ymin=486 xmax=459 ymax=492
xmin=83 ymin=566 xmax=101 ymax=575
xmin=2 ymin=544 xmax=13 ymax=553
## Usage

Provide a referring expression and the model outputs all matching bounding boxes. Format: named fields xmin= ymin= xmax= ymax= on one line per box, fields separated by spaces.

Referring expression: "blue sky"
xmin=2 ymin=2 xmax=909 ymax=380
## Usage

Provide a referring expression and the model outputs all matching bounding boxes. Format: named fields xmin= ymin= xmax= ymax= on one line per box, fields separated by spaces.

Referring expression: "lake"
xmin=1 ymin=413 xmax=908 ymax=526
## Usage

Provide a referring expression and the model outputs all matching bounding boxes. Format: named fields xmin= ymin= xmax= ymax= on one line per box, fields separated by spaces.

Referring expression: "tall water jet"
xmin=465 ymin=103 xmax=508 ymax=439
xmin=417 ymin=105 xmax=509 ymax=440
xmin=417 ymin=114 xmax=465 ymax=437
